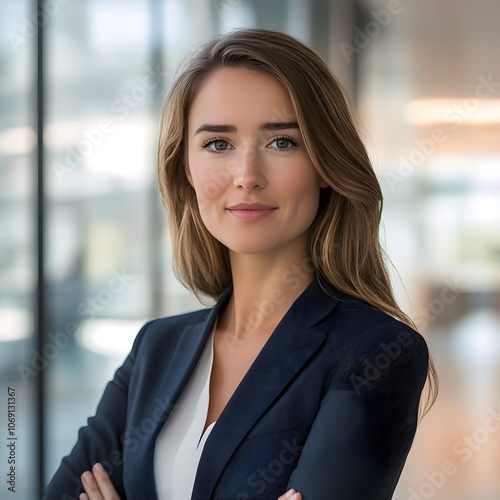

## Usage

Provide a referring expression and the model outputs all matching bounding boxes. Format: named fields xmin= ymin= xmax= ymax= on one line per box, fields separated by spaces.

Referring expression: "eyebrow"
xmin=194 ymin=121 xmax=300 ymax=135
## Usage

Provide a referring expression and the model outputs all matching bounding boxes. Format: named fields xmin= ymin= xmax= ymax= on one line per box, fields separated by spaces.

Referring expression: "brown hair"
xmin=157 ymin=28 xmax=437 ymax=418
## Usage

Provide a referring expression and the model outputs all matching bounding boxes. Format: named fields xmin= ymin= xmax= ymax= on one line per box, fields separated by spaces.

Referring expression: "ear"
xmin=319 ymin=177 xmax=329 ymax=189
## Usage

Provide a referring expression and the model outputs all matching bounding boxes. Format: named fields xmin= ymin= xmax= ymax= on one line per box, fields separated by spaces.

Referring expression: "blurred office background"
xmin=0 ymin=0 xmax=499 ymax=498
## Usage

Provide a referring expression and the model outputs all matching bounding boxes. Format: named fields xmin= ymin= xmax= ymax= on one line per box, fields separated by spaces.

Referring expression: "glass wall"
xmin=0 ymin=0 xmax=498 ymax=498
xmin=0 ymin=1 xmax=37 ymax=498
xmin=41 ymin=0 xmax=227 ymax=486
xmin=350 ymin=0 xmax=500 ymax=498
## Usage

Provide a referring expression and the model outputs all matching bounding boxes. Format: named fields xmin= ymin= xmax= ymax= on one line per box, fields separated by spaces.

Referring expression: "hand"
xmin=278 ymin=488 xmax=303 ymax=500
xmin=79 ymin=462 xmax=302 ymax=500
xmin=79 ymin=463 xmax=121 ymax=500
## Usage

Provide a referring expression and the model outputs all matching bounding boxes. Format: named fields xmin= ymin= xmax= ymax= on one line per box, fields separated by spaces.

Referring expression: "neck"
xmin=218 ymin=245 xmax=315 ymax=344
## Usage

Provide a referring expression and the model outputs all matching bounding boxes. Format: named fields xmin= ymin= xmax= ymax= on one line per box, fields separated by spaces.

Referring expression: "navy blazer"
xmin=43 ymin=276 xmax=429 ymax=500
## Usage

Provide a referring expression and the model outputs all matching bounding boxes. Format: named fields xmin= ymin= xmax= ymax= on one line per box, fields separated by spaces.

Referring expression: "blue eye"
xmin=212 ymin=140 xmax=229 ymax=151
xmin=200 ymin=137 xmax=232 ymax=153
xmin=275 ymin=138 xmax=292 ymax=149
xmin=270 ymin=136 xmax=298 ymax=151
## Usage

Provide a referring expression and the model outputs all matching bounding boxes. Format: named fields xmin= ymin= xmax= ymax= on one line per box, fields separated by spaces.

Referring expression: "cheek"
xmin=189 ymin=160 xmax=232 ymax=204
xmin=189 ymin=171 xmax=227 ymax=226
xmin=278 ymin=168 xmax=321 ymax=203
xmin=278 ymin=170 xmax=322 ymax=225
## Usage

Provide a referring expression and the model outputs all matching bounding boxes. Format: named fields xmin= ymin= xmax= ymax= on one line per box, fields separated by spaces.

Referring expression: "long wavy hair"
xmin=157 ymin=28 xmax=438 ymax=418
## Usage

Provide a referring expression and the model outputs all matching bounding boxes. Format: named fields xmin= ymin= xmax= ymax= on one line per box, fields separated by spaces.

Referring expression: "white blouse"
xmin=154 ymin=318 xmax=217 ymax=500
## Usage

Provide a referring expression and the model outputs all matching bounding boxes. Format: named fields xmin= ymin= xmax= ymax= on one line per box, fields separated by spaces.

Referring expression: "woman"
xmin=43 ymin=28 xmax=438 ymax=500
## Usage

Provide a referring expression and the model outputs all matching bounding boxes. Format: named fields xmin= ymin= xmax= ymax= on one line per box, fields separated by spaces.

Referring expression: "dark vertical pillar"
xmin=329 ymin=0 xmax=368 ymax=105
xmin=310 ymin=0 xmax=330 ymax=61
xmin=351 ymin=0 xmax=366 ymax=105
xmin=36 ymin=0 xmax=46 ymax=496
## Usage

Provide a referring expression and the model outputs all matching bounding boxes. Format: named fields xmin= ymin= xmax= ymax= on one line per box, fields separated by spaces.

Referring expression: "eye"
xmin=268 ymin=135 xmax=298 ymax=152
xmin=200 ymin=137 xmax=233 ymax=153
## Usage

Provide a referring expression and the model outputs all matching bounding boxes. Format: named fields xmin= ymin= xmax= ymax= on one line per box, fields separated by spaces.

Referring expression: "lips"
xmin=226 ymin=203 xmax=277 ymax=210
xmin=226 ymin=203 xmax=278 ymax=221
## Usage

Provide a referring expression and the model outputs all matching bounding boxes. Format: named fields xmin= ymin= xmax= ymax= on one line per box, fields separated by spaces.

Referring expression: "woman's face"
xmin=186 ymin=67 xmax=327 ymax=257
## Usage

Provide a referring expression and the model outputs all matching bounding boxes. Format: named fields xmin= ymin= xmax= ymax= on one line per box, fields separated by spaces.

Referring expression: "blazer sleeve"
xmin=41 ymin=320 xmax=152 ymax=500
xmin=286 ymin=325 xmax=429 ymax=500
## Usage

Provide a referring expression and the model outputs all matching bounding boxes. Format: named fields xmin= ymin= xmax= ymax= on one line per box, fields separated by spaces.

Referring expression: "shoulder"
xmin=128 ymin=306 xmax=213 ymax=356
xmin=321 ymin=294 xmax=429 ymax=392
xmin=326 ymin=294 xmax=427 ymax=353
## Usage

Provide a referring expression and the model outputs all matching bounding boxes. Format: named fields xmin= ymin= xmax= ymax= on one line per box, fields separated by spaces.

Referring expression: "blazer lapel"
xmin=153 ymin=287 xmax=232 ymax=419
xmin=132 ymin=285 xmax=233 ymax=499
xmin=192 ymin=276 xmax=340 ymax=498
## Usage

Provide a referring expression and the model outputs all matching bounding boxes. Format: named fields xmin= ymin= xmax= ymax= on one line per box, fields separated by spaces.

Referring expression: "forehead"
xmin=188 ymin=67 xmax=297 ymax=130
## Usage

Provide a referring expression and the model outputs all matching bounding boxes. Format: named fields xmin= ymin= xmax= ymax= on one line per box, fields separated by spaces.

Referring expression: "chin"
xmin=216 ymin=236 xmax=278 ymax=256
xmin=224 ymin=243 xmax=276 ymax=255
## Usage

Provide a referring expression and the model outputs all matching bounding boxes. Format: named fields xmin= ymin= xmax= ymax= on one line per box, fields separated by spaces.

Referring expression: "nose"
xmin=232 ymin=146 xmax=267 ymax=191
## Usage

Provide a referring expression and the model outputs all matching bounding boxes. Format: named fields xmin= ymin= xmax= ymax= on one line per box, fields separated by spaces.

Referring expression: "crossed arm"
xmin=78 ymin=349 xmax=427 ymax=500
xmin=44 ymin=322 xmax=429 ymax=499
xmin=78 ymin=464 xmax=302 ymax=500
